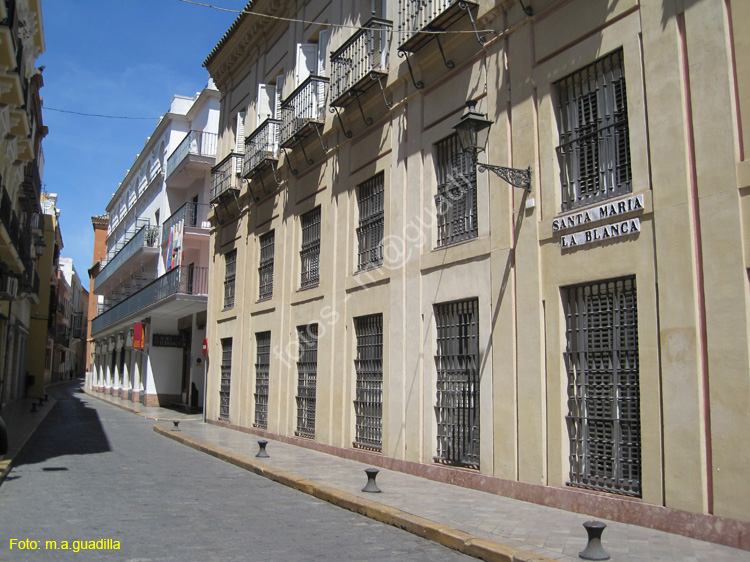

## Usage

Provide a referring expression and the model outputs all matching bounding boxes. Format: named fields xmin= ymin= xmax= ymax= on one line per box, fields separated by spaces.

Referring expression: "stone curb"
xmin=154 ymin=423 xmax=554 ymax=562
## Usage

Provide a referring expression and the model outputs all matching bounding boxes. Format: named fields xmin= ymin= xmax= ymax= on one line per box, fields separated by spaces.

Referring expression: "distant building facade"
xmin=87 ymin=85 xmax=220 ymax=408
xmin=201 ymin=0 xmax=750 ymax=549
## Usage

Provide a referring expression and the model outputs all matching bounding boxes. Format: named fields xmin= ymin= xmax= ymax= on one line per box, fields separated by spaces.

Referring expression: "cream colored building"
xmin=203 ymin=0 xmax=750 ymax=548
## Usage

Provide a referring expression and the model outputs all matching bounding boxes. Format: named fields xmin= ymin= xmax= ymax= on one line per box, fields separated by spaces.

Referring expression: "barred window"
xmin=564 ymin=277 xmax=641 ymax=497
xmin=258 ymin=231 xmax=275 ymax=301
xmin=223 ymin=249 xmax=237 ymax=309
xmin=556 ymin=49 xmax=632 ymax=211
xmin=357 ymin=173 xmax=384 ymax=271
xmin=435 ymin=134 xmax=477 ymax=247
xmin=300 ymin=207 xmax=321 ymax=289
xmin=353 ymin=314 xmax=383 ymax=451
xmin=254 ymin=331 xmax=271 ymax=429
xmin=219 ymin=338 xmax=232 ymax=421
xmin=295 ymin=324 xmax=318 ymax=438
xmin=434 ymin=298 xmax=480 ymax=469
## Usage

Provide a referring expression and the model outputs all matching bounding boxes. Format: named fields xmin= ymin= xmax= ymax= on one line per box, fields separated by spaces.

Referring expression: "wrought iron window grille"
xmin=219 ymin=338 xmax=233 ymax=421
xmin=254 ymin=331 xmax=271 ymax=429
xmin=435 ymin=134 xmax=478 ymax=247
xmin=300 ymin=207 xmax=321 ymax=289
xmin=258 ymin=230 xmax=275 ymax=301
xmin=555 ymin=49 xmax=631 ymax=211
xmin=354 ymin=314 xmax=384 ymax=451
xmin=564 ymin=277 xmax=641 ymax=497
xmin=357 ymin=173 xmax=385 ymax=271
xmin=433 ymin=298 xmax=480 ymax=469
xmin=223 ymin=249 xmax=237 ymax=309
xmin=295 ymin=324 xmax=318 ymax=439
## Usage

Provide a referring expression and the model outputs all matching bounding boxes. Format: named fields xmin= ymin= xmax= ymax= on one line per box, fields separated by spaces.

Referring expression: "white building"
xmin=88 ymin=83 xmax=220 ymax=409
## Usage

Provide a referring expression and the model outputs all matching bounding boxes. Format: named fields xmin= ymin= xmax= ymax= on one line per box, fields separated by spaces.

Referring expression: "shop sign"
xmin=560 ymin=218 xmax=641 ymax=249
xmin=152 ymin=334 xmax=185 ymax=348
xmin=553 ymin=194 xmax=644 ymax=234
xmin=133 ymin=323 xmax=145 ymax=350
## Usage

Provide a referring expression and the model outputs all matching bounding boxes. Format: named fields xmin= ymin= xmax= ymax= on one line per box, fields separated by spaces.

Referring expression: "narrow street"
xmin=0 ymin=383 xmax=473 ymax=561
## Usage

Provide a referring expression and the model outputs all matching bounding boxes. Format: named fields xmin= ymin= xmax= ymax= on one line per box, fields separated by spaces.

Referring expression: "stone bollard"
xmin=172 ymin=421 xmax=180 ymax=431
xmin=361 ymin=468 xmax=381 ymax=493
xmin=579 ymin=520 xmax=610 ymax=560
xmin=256 ymin=440 xmax=270 ymax=458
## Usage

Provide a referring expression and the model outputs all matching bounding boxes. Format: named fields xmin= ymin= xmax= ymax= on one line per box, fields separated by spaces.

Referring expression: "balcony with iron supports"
xmin=210 ymin=152 xmax=243 ymax=206
xmin=165 ymin=130 xmax=218 ymax=188
xmin=93 ymin=222 xmax=160 ymax=294
xmin=161 ymin=201 xmax=212 ymax=247
xmin=279 ymin=75 xmax=329 ymax=168
xmin=397 ymin=0 xmax=482 ymax=88
xmin=91 ymin=265 xmax=209 ymax=336
xmin=0 ymin=187 xmax=24 ymax=274
xmin=243 ymin=118 xmax=282 ymax=201
xmin=329 ymin=18 xmax=393 ymax=130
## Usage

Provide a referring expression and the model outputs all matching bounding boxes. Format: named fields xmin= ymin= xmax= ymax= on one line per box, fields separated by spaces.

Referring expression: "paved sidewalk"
xmin=51 ymin=387 xmax=750 ymax=561
xmin=0 ymin=388 xmax=57 ymax=484
xmin=151 ymin=420 xmax=750 ymax=562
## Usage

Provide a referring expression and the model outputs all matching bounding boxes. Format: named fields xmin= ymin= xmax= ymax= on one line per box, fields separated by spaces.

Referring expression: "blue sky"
xmin=37 ymin=1 xmax=241 ymax=282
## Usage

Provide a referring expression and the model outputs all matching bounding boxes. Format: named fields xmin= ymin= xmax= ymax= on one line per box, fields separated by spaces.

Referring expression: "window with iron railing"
xmin=556 ymin=50 xmax=631 ymax=211
xmin=300 ymin=207 xmax=321 ymax=289
xmin=435 ymin=134 xmax=477 ymax=247
xmin=356 ymin=173 xmax=384 ymax=271
xmin=244 ymin=118 xmax=281 ymax=177
xmin=220 ymin=338 xmax=232 ymax=421
xmin=210 ymin=153 xmax=243 ymax=201
xmin=224 ymin=249 xmax=237 ymax=309
xmin=279 ymin=76 xmax=329 ymax=147
xmin=564 ymin=276 xmax=641 ymax=497
xmin=434 ymin=298 xmax=480 ymax=469
xmin=258 ymin=230 xmax=275 ymax=301
xmin=254 ymin=331 xmax=271 ymax=429
xmin=354 ymin=314 xmax=383 ymax=451
xmin=295 ymin=324 xmax=318 ymax=438
xmin=329 ymin=18 xmax=392 ymax=107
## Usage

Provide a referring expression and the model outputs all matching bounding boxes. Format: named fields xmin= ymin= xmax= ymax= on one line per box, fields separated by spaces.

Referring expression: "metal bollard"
xmin=172 ymin=421 xmax=180 ymax=431
xmin=256 ymin=440 xmax=269 ymax=458
xmin=579 ymin=520 xmax=610 ymax=560
xmin=361 ymin=468 xmax=381 ymax=493
xmin=30 ymin=402 xmax=38 ymax=413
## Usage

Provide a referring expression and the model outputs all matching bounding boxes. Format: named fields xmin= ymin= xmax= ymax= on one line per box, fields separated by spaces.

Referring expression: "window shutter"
xmin=316 ymin=30 xmax=329 ymax=77
xmin=295 ymin=43 xmax=317 ymax=86
xmin=372 ymin=0 xmax=385 ymax=18
xmin=256 ymin=84 xmax=274 ymax=127
xmin=274 ymin=75 xmax=285 ymax=119
xmin=235 ymin=112 xmax=246 ymax=154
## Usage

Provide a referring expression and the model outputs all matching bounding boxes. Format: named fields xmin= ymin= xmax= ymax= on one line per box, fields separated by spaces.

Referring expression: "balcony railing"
xmin=243 ymin=118 xmax=280 ymax=177
xmin=166 ymin=130 xmax=218 ymax=179
xmin=280 ymin=76 xmax=329 ymax=148
xmin=330 ymin=18 xmax=392 ymax=107
xmin=94 ymin=223 xmax=160 ymax=291
xmin=398 ymin=0 xmax=478 ymax=52
xmin=91 ymin=265 xmax=208 ymax=335
xmin=161 ymin=201 xmax=212 ymax=242
xmin=210 ymin=152 xmax=243 ymax=202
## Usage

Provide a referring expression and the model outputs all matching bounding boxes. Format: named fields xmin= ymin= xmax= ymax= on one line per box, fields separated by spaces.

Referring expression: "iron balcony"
xmin=330 ymin=18 xmax=392 ymax=107
xmin=398 ymin=0 xmax=479 ymax=53
xmin=91 ymin=265 xmax=209 ymax=336
xmin=279 ymin=75 xmax=329 ymax=149
xmin=210 ymin=152 xmax=243 ymax=202
xmin=243 ymin=118 xmax=281 ymax=177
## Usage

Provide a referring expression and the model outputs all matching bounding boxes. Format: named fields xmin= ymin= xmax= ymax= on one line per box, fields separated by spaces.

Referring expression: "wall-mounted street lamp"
xmin=33 ymin=237 xmax=46 ymax=260
xmin=453 ymin=101 xmax=532 ymax=192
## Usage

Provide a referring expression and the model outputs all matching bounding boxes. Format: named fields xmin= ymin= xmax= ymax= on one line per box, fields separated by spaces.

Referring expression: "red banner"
xmin=133 ymin=323 xmax=145 ymax=350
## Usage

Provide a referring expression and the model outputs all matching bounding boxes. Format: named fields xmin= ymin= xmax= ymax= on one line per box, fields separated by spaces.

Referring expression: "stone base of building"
xmin=209 ymin=419 xmax=750 ymax=551
xmin=143 ymin=393 xmax=182 ymax=408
